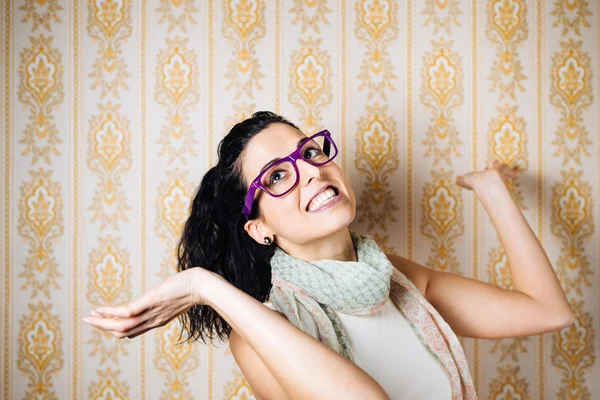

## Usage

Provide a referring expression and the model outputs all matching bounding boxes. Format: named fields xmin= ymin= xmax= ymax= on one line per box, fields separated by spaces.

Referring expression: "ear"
xmin=244 ymin=219 xmax=271 ymax=245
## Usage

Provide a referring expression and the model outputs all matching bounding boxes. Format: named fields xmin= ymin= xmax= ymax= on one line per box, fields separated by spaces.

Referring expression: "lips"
xmin=306 ymin=185 xmax=339 ymax=211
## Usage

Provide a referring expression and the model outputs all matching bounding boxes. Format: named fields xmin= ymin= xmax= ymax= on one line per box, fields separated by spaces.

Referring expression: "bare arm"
xmin=83 ymin=268 xmax=389 ymax=400
xmin=205 ymin=275 xmax=390 ymax=400
xmin=385 ymin=165 xmax=574 ymax=339
xmin=206 ymin=279 xmax=389 ymax=399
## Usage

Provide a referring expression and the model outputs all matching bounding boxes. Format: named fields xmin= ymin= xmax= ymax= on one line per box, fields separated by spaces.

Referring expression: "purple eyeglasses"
xmin=243 ymin=129 xmax=339 ymax=220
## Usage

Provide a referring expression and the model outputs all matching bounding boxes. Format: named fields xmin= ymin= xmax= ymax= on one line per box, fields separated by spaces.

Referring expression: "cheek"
xmin=259 ymin=191 xmax=301 ymax=219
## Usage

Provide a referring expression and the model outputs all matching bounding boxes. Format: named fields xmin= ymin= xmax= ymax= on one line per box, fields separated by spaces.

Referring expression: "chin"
xmin=321 ymin=206 xmax=355 ymax=231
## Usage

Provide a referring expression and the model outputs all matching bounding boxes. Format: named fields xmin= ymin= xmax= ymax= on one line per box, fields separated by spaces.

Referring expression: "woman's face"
xmin=241 ymin=123 xmax=356 ymax=246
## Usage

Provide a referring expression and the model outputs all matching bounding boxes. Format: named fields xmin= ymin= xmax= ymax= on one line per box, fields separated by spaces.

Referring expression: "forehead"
xmin=242 ymin=123 xmax=306 ymax=184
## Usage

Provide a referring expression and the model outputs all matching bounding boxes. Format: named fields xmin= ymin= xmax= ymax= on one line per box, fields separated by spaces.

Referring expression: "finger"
xmin=96 ymin=291 xmax=156 ymax=318
xmin=83 ymin=315 xmax=143 ymax=333
xmin=90 ymin=309 xmax=104 ymax=318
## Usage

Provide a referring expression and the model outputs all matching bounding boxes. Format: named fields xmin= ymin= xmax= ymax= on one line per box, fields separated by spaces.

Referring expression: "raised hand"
xmin=83 ymin=267 xmax=219 ymax=339
xmin=455 ymin=159 xmax=520 ymax=192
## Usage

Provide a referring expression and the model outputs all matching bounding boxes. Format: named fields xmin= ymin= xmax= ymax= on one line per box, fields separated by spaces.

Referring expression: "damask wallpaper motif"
xmin=1 ymin=1 xmax=599 ymax=399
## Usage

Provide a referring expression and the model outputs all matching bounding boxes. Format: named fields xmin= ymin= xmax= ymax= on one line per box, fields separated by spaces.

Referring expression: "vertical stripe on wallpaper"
xmin=537 ymin=0 xmax=544 ymax=398
xmin=152 ymin=0 xmax=201 ymax=395
xmin=275 ymin=0 xmax=281 ymax=115
xmin=141 ymin=0 xmax=148 ymax=398
xmin=406 ymin=0 xmax=413 ymax=260
xmin=72 ymin=0 xmax=80 ymax=397
xmin=548 ymin=0 xmax=596 ymax=397
xmin=17 ymin=0 xmax=67 ymax=396
xmin=3 ymin=0 xmax=12 ymax=398
xmin=208 ymin=0 xmax=214 ymax=168
xmin=471 ymin=0 xmax=479 ymax=392
xmin=353 ymin=0 xmax=400 ymax=253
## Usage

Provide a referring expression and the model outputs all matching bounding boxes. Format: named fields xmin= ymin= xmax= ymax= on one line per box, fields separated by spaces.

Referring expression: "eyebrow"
xmin=259 ymin=137 xmax=311 ymax=173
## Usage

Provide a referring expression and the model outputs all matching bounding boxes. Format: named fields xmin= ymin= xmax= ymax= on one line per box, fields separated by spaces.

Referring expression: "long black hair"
xmin=177 ymin=111 xmax=299 ymax=343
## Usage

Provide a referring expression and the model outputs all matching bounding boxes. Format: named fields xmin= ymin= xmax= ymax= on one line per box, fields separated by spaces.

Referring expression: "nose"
xmin=297 ymin=158 xmax=322 ymax=187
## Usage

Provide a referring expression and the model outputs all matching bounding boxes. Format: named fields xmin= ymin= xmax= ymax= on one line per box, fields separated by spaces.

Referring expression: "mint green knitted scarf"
xmin=267 ymin=229 xmax=478 ymax=399
xmin=268 ymin=230 xmax=391 ymax=360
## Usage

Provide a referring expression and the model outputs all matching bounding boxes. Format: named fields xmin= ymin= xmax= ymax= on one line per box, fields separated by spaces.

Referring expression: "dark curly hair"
xmin=177 ymin=111 xmax=300 ymax=344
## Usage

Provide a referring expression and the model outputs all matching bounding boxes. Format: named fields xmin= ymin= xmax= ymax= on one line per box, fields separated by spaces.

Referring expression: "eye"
xmin=269 ymin=169 xmax=286 ymax=185
xmin=303 ymin=145 xmax=322 ymax=159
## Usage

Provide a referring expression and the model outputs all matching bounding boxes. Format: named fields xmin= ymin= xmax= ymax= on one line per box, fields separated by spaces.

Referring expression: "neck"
xmin=277 ymin=228 xmax=358 ymax=262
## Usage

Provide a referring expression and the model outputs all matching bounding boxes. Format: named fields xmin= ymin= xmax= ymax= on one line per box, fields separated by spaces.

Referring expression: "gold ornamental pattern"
xmin=87 ymin=367 xmax=131 ymax=399
xmin=154 ymin=171 xmax=198 ymax=396
xmin=152 ymin=2 xmax=201 ymax=398
xmin=155 ymin=170 xmax=193 ymax=279
xmin=488 ymin=364 xmax=530 ymax=400
xmin=17 ymin=302 xmax=64 ymax=400
xmin=550 ymin=300 xmax=595 ymax=399
xmin=18 ymin=169 xmax=64 ymax=299
xmin=87 ymin=235 xmax=132 ymax=306
xmin=421 ymin=0 xmax=463 ymax=35
xmin=87 ymin=102 xmax=133 ymax=231
xmin=355 ymin=0 xmax=399 ymax=99
xmin=155 ymin=37 xmax=200 ymax=164
xmin=153 ymin=314 xmax=199 ymax=400
xmin=19 ymin=0 xmax=64 ymax=32
xmin=549 ymin=2 xmax=596 ymax=399
xmin=156 ymin=0 xmax=200 ymax=33
xmin=224 ymin=102 xmax=257 ymax=136
xmin=418 ymin=0 xmax=466 ymax=284
xmin=16 ymin=4 xmax=66 ymax=395
xmin=420 ymin=39 xmax=465 ymax=166
xmin=353 ymin=0 xmax=399 ymax=253
xmin=485 ymin=105 xmax=529 ymax=211
xmin=354 ymin=104 xmax=399 ymax=233
xmin=84 ymin=0 xmax=135 ymax=396
xmin=290 ymin=0 xmax=332 ymax=33
xmin=550 ymin=0 xmax=592 ymax=37
xmin=222 ymin=0 xmax=266 ymax=99
xmin=486 ymin=104 xmax=529 ymax=296
xmin=550 ymin=40 xmax=594 ymax=165
xmin=288 ymin=37 xmax=333 ymax=133
xmin=486 ymin=0 xmax=528 ymax=100
xmin=483 ymin=1 xmax=531 ymax=395
xmin=87 ymin=0 xmax=133 ymax=98
xmin=221 ymin=1 xmax=268 ymax=395
xmin=223 ymin=369 xmax=255 ymax=399
xmin=550 ymin=169 xmax=594 ymax=297
xmin=420 ymin=169 xmax=465 ymax=274
xmin=18 ymin=34 xmax=65 ymax=165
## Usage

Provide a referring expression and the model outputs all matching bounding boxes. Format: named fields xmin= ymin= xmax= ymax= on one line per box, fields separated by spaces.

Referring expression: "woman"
xmin=84 ymin=111 xmax=574 ymax=400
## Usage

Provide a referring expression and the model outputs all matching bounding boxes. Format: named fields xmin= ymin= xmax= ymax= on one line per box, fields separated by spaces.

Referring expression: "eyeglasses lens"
xmin=260 ymin=135 xmax=335 ymax=196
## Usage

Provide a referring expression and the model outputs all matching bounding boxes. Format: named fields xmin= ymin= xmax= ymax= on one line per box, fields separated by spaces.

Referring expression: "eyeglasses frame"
xmin=243 ymin=129 xmax=338 ymax=220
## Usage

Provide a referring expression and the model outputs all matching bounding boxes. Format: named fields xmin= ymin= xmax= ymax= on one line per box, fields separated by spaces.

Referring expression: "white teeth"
xmin=307 ymin=188 xmax=337 ymax=212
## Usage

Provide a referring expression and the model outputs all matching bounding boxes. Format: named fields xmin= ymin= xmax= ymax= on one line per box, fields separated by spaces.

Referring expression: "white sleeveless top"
xmin=264 ymin=298 xmax=453 ymax=399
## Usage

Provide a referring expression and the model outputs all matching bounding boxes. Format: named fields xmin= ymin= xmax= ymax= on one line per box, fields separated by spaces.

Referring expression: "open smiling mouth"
xmin=306 ymin=185 xmax=340 ymax=212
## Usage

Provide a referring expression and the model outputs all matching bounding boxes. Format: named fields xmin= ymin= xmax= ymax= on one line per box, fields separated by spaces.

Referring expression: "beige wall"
xmin=1 ymin=0 xmax=599 ymax=399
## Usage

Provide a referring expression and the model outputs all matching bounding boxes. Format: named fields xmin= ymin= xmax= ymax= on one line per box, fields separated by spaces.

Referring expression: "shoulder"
xmin=384 ymin=252 xmax=430 ymax=297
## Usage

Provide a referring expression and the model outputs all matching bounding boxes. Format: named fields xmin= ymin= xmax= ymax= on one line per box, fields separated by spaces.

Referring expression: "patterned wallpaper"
xmin=1 ymin=0 xmax=599 ymax=399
